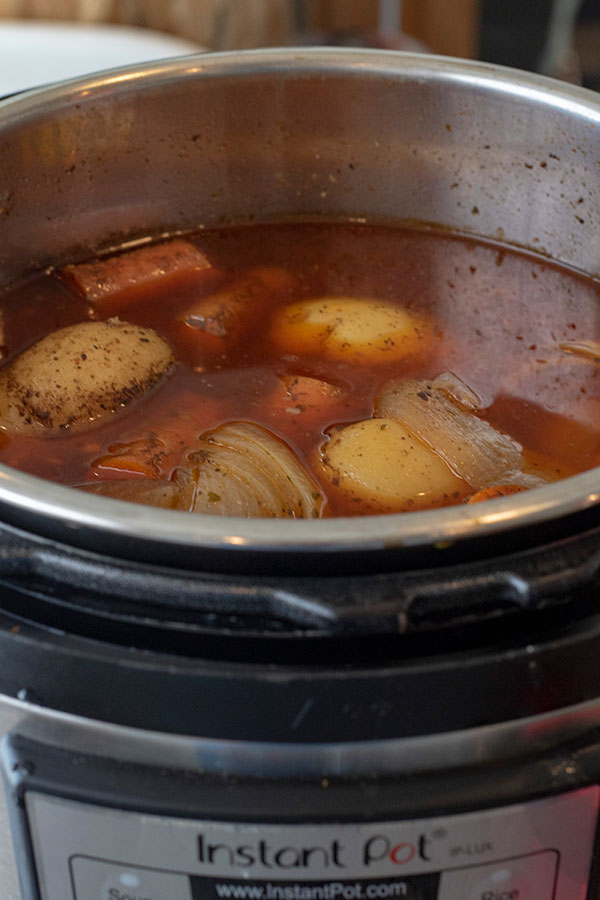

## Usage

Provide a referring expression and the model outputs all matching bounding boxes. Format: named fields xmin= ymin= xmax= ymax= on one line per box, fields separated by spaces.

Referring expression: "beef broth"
xmin=0 ymin=220 xmax=599 ymax=517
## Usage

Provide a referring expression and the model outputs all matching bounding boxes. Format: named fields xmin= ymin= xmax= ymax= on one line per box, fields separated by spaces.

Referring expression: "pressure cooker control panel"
xmin=22 ymin=787 xmax=599 ymax=900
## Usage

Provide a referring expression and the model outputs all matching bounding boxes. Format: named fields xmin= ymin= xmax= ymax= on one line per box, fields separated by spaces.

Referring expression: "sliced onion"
xmin=174 ymin=422 xmax=324 ymax=518
xmin=558 ymin=340 xmax=600 ymax=363
xmin=78 ymin=424 xmax=323 ymax=518
xmin=376 ymin=376 xmax=547 ymax=490
xmin=431 ymin=371 xmax=483 ymax=411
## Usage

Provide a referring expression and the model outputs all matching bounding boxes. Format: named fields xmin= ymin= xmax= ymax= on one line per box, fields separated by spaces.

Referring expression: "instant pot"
xmin=1 ymin=48 xmax=600 ymax=900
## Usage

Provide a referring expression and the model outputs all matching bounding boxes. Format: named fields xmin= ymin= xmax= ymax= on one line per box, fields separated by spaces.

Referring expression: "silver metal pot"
xmin=2 ymin=49 xmax=600 ymax=900
xmin=1 ymin=47 xmax=600 ymax=569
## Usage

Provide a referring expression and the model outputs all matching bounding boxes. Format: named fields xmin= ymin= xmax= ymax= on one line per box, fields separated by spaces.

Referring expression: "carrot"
xmin=262 ymin=373 xmax=351 ymax=438
xmin=91 ymin=438 xmax=166 ymax=480
xmin=60 ymin=239 xmax=222 ymax=315
xmin=466 ymin=484 xmax=528 ymax=504
xmin=173 ymin=265 xmax=297 ymax=362
xmin=271 ymin=374 xmax=343 ymax=414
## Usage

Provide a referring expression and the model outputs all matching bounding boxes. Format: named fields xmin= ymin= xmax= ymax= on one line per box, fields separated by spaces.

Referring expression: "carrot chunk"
xmin=466 ymin=484 xmax=528 ymax=504
xmin=60 ymin=239 xmax=219 ymax=311
xmin=91 ymin=438 xmax=167 ymax=480
xmin=173 ymin=266 xmax=297 ymax=362
xmin=264 ymin=373 xmax=348 ymax=433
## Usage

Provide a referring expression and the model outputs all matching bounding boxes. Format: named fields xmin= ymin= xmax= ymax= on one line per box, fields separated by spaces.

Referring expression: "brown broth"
xmin=1 ymin=221 xmax=600 ymax=517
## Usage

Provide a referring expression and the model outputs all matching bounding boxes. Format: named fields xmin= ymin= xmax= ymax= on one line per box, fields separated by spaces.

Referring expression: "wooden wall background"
xmin=0 ymin=0 xmax=480 ymax=58
xmin=307 ymin=0 xmax=479 ymax=59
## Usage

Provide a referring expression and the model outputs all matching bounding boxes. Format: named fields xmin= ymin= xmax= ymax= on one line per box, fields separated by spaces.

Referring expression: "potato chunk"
xmin=270 ymin=297 xmax=429 ymax=364
xmin=319 ymin=417 xmax=466 ymax=512
xmin=0 ymin=320 xmax=173 ymax=432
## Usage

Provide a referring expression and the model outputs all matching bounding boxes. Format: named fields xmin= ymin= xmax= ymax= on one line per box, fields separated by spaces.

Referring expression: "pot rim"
xmin=2 ymin=47 xmax=600 ymax=560
xmin=0 ymin=462 xmax=598 ymax=555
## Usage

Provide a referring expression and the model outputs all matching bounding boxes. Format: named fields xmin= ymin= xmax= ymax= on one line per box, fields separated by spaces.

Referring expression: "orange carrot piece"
xmin=173 ymin=266 xmax=297 ymax=361
xmin=262 ymin=373 xmax=351 ymax=436
xmin=91 ymin=438 xmax=166 ymax=480
xmin=466 ymin=484 xmax=528 ymax=504
xmin=61 ymin=239 xmax=219 ymax=310
xmin=273 ymin=374 xmax=344 ymax=414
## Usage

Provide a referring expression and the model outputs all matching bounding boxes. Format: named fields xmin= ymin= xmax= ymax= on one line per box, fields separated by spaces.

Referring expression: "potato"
xmin=0 ymin=319 xmax=174 ymax=432
xmin=270 ymin=297 xmax=430 ymax=364
xmin=319 ymin=417 xmax=466 ymax=512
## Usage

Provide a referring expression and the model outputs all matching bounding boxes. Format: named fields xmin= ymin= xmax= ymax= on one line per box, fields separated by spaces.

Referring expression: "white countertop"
xmin=0 ymin=19 xmax=203 ymax=95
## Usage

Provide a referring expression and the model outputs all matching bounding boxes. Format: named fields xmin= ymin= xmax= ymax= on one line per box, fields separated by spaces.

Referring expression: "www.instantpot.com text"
xmin=214 ymin=880 xmax=409 ymax=899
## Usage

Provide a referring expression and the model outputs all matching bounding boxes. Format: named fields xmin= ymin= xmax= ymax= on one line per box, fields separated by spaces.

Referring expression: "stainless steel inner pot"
xmin=1 ymin=47 xmax=600 ymax=564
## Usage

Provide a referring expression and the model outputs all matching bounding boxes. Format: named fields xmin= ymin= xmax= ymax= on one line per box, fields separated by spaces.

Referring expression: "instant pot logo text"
xmin=363 ymin=835 xmax=432 ymax=867
xmin=197 ymin=833 xmax=433 ymax=872
xmin=198 ymin=837 xmax=346 ymax=870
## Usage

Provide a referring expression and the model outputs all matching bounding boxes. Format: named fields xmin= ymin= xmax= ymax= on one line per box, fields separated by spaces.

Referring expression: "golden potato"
xmin=0 ymin=320 xmax=173 ymax=432
xmin=270 ymin=297 xmax=430 ymax=364
xmin=319 ymin=417 xmax=466 ymax=512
